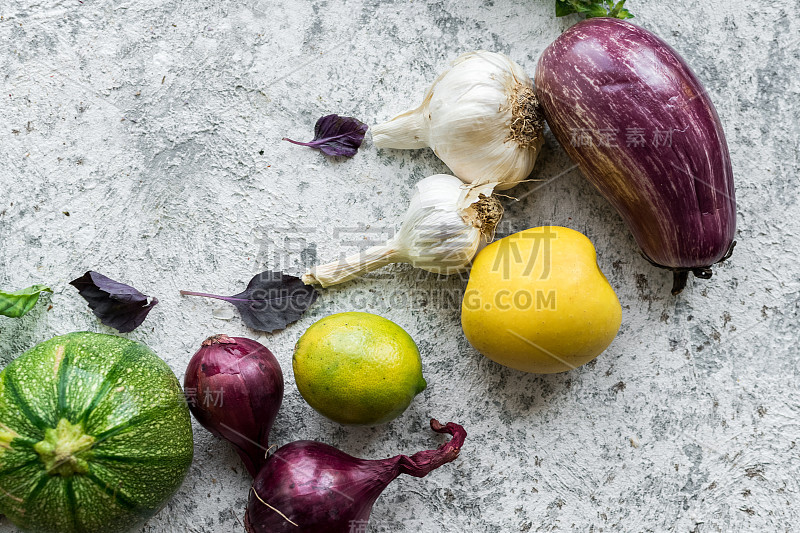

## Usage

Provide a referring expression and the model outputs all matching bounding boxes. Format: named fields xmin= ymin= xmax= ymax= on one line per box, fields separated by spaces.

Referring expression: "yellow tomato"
xmin=461 ymin=226 xmax=621 ymax=373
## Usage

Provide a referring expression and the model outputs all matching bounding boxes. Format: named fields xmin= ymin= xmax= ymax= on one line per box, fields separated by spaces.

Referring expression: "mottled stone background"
xmin=1 ymin=0 xmax=799 ymax=531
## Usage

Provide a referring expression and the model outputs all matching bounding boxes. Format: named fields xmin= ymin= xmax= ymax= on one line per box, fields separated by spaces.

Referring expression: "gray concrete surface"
xmin=1 ymin=0 xmax=799 ymax=531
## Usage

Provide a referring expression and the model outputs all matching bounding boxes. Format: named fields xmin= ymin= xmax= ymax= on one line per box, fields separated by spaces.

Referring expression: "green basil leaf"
xmin=0 ymin=285 xmax=52 ymax=318
xmin=607 ymin=0 xmax=635 ymax=18
xmin=555 ymin=0 xmax=636 ymax=19
xmin=616 ymin=7 xmax=635 ymax=19
xmin=556 ymin=0 xmax=579 ymax=17
xmin=584 ymin=5 xmax=610 ymax=17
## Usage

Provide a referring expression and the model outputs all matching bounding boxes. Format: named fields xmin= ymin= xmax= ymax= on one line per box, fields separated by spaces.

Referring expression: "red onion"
xmin=244 ymin=419 xmax=467 ymax=532
xmin=184 ymin=334 xmax=284 ymax=477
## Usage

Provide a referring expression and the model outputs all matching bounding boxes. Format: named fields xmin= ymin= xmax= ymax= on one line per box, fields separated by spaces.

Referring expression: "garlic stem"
xmin=372 ymin=109 xmax=429 ymax=149
xmin=301 ymin=246 xmax=402 ymax=288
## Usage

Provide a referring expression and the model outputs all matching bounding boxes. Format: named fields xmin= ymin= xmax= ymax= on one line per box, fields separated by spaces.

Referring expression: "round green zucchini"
xmin=0 ymin=332 xmax=194 ymax=533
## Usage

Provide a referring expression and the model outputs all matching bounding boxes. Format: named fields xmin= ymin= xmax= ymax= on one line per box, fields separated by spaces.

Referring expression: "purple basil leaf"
xmin=180 ymin=271 xmax=318 ymax=333
xmin=70 ymin=271 xmax=158 ymax=333
xmin=283 ymin=114 xmax=368 ymax=157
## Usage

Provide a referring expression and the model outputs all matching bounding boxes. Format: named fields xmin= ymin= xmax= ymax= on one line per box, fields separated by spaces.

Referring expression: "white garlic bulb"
xmin=302 ymin=174 xmax=503 ymax=288
xmin=371 ymin=51 xmax=545 ymax=192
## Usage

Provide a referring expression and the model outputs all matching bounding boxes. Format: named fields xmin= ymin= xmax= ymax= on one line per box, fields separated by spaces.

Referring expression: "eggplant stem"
xmin=251 ymin=487 xmax=299 ymax=528
xmin=719 ymin=241 xmax=737 ymax=263
xmin=691 ymin=268 xmax=713 ymax=280
xmin=671 ymin=271 xmax=689 ymax=295
xmin=639 ymin=244 xmax=737 ymax=296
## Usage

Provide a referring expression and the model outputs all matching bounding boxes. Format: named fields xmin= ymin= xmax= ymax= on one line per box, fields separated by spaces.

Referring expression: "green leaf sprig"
xmin=0 ymin=285 xmax=52 ymax=318
xmin=556 ymin=0 xmax=634 ymax=19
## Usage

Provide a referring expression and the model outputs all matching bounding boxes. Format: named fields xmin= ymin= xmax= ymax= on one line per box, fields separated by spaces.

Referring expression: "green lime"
xmin=293 ymin=312 xmax=427 ymax=426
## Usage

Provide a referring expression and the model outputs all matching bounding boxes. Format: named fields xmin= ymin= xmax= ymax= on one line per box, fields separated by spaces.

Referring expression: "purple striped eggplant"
xmin=535 ymin=18 xmax=736 ymax=294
